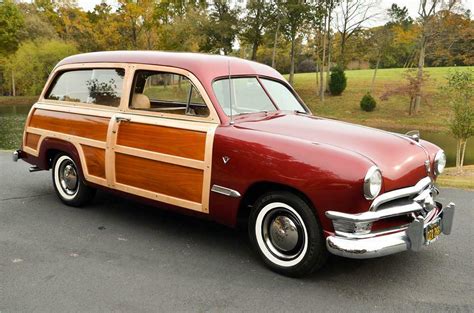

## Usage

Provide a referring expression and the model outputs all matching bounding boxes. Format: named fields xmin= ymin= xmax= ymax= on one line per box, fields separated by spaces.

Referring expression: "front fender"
xmin=209 ymin=126 xmax=375 ymax=230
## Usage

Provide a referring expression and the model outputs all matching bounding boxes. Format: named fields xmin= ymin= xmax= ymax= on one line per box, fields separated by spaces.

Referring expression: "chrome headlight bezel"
xmin=434 ymin=150 xmax=446 ymax=175
xmin=364 ymin=166 xmax=382 ymax=200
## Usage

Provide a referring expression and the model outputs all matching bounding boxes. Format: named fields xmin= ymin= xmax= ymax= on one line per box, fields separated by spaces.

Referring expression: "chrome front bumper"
xmin=326 ymin=203 xmax=455 ymax=259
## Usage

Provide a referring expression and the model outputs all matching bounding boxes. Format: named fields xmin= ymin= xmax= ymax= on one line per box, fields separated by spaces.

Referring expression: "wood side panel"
xmin=116 ymin=122 xmax=206 ymax=161
xmin=25 ymin=133 xmax=41 ymax=150
xmin=29 ymin=109 xmax=109 ymax=141
xmin=82 ymin=145 xmax=106 ymax=178
xmin=115 ymin=153 xmax=203 ymax=203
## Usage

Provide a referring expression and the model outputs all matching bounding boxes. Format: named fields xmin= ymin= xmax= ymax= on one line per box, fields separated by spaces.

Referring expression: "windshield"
xmin=212 ymin=77 xmax=306 ymax=116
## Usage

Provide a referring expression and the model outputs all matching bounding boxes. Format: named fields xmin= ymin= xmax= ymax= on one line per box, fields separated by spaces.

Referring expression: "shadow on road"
xmin=89 ymin=188 xmax=425 ymax=283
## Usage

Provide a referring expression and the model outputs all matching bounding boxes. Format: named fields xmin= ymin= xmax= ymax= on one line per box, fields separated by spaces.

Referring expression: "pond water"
xmin=0 ymin=103 xmax=472 ymax=167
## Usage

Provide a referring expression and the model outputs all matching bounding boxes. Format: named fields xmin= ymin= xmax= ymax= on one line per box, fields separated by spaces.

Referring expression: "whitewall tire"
xmin=52 ymin=154 xmax=95 ymax=207
xmin=249 ymin=191 xmax=327 ymax=277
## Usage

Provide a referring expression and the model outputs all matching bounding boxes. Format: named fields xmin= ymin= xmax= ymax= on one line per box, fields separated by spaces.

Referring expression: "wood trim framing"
xmin=124 ymin=64 xmax=220 ymax=123
xmin=82 ymin=145 xmax=106 ymax=179
xmin=116 ymin=122 xmax=206 ymax=161
xmin=110 ymin=112 xmax=216 ymax=213
xmin=115 ymin=153 xmax=204 ymax=203
xmin=27 ymin=62 xmax=218 ymax=214
xmin=29 ymin=108 xmax=110 ymax=141
xmin=25 ymin=132 xmax=41 ymax=150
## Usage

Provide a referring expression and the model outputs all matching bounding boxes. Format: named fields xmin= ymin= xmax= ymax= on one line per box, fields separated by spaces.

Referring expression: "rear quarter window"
xmin=46 ymin=68 xmax=125 ymax=107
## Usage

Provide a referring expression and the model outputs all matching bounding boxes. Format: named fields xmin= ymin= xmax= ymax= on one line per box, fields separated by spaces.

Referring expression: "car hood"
xmin=234 ymin=112 xmax=431 ymax=191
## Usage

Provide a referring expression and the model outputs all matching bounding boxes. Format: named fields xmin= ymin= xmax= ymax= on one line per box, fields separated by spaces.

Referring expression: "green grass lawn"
xmin=437 ymin=165 xmax=474 ymax=190
xmin=289 ymin=66 xmax=473 ymax=132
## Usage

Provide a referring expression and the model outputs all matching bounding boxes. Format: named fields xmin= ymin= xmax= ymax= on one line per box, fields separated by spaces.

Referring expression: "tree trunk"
xmin=315 ymin=62 xmax=319 ymax=90
xmin=289 ymin=34 xmax=296 ymax=86
xmin=251 ymin=42 xmax=258 ymax=61
xmin=455 ymin=139 xmax=461 ymax=171
xmin=325 ymin=4 xmax=332 ymax=92
xmin=414 ymin=35 xmax=426 ymax=114
xmin=340 ymin=34 xmax=346 ymax=68
xmin=272 ymin=21 xmax=280 ymax=69
xmin=11 ymin=70 xmax=15 ymax=97
xmin=460 ymin=139 xmax=467 ymax=170
xmin=409 ymin=97 xmax=415 ymax=115
xmin=319 ymin=19 xmax=327 ymax=101
xmin=370 ymin=55 xmax=381 ymax=93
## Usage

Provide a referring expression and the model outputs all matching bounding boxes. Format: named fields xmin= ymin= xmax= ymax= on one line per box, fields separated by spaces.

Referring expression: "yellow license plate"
xmin=425 ymin=218 xmax=442 ymax=242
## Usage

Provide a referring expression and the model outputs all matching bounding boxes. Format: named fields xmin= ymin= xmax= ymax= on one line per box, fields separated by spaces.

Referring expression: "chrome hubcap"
xmin=262 ymin=209 xmax=305 ymax=260
xmin=59 ymin=162 xmax=78 ymax=195
xmin=269 ymin=216 xmax=299 ymax=252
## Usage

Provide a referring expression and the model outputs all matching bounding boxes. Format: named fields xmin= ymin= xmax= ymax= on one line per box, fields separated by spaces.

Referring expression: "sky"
xmin=76 ymin=0 xmax=473 ymax=27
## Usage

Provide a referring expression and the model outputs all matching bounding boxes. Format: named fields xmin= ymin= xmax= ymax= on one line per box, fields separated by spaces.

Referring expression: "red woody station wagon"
xmin=13 ymin=51 xmax=455 ymax=277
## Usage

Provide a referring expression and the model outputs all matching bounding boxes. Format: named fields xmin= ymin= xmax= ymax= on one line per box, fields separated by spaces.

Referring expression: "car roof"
xmin=56 ymin=51 xmax=285 ymax=83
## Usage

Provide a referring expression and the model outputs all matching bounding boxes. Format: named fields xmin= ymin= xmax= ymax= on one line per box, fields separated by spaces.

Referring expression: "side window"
xmin=130 ymin=70 xmax=210 ymax=117
xmin=46 ymin=68 xmax=125 ymax=107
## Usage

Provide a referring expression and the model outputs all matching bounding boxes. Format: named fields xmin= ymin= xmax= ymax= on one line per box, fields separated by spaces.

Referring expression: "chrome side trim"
xmin=211 ymin=185 xmax=241 ymax=198
xmin=369 ymin=176 xmax=432 ymax=211
xmin=326 ymin=202 xmax=423 ymax=223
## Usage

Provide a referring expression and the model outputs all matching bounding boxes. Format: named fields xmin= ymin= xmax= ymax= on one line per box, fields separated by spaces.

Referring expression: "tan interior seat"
xmin=132 ymin=93 xmax=150 ymax=109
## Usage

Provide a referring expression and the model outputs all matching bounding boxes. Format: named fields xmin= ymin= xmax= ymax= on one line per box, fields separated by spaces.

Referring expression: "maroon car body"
xmin=14 ymin=51 xmax=455 ymax=276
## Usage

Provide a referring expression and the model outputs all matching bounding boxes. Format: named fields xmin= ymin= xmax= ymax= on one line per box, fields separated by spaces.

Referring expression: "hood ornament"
xmin=405 ymin=130 xmax=420 ymax=142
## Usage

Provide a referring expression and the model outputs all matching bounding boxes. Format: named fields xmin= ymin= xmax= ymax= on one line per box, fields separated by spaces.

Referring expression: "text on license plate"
xmin=425 ymin=218 xmax=442 ymax=242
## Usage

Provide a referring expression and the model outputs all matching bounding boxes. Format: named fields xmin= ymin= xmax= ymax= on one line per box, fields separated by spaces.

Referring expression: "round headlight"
xmin=434 ymin=150 xmax=446 ymax=175
xmin=364 ymin=166 xmax=382 ymax=200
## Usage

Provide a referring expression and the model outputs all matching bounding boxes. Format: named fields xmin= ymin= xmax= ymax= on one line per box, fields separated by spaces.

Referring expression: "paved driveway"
xmin=1 ymin=151 xmax=473 ymax=312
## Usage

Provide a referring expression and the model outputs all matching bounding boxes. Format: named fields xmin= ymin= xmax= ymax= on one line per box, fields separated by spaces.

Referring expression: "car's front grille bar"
xmin=369 ymin=177 xmax=432 ymax=211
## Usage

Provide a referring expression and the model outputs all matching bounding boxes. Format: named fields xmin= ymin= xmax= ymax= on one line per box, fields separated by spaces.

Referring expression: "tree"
xmin=328 ymin=65 xmax=347 ymax=95
xmin=280 ymin=0 xmax=312 ymax=86
xmin=335 ymin=0 xmax=378 ymax=67
xmin=324 ymin=0 xmax=338 ymax=93
xmin=442 ymin=69 xmax=474 ymax=172
xmin=17 ymin=3 xmax=57 ymax=42
xmin=0 ymin=0 xmax=24 ymax=96
xmin=200 ymin=1 xmax=239 ymax=55
xmin=5 ymin=40 xmax=78 ymax=96
xmin=368 ymin=26 xmax=391 ymax=92
xmin=116 ymin=0 xmax=146 ymax=49
xmin=158 ymin=6 xmax=208 ymax=52
xmin=240 ymin=0 xmax=273 ymax=60
xmin=412 ymin=0 xmax=458 ymax=114
xmin=387 ymin=3 xmax=413 ymax=27
xmin=380 ymin=69 xmax=431 ymax=115
xmin=87 ymin=3 xmax=122 ymax=51
xmin=426 ymin=10 xmax=474 ymax=66
xmin=368 ymin=3 xmax=412 ymax=92
xmin=0 ymin=0 xmax=24 ymax=56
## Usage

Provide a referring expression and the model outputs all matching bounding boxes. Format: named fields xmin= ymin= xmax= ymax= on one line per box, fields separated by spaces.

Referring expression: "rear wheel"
xmin=248 ymin=191 xmax=327 ymax=277
xmin=52 ymin=154 xmax=95 ymax=207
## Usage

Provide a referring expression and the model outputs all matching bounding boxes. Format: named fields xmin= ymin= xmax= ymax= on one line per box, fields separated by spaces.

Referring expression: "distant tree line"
xmin=0 ymin=0 xmax=472 ymax=97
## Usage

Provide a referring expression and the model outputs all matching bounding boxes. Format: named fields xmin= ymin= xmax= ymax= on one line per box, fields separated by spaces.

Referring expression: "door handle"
xmin=116 ymin=116 xmax=131 ymax=123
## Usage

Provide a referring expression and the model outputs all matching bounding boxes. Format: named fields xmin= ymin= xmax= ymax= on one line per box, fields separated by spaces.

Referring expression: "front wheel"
xmin=248 ymin=191 xmax=327 ymax=277
xmin=52 ymin=154 xmax=96 ymax=207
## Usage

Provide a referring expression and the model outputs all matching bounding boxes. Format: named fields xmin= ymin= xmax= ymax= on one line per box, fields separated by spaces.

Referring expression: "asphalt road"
xmin=1 ymin=151 xmax=473 ymax=313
